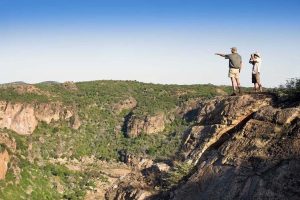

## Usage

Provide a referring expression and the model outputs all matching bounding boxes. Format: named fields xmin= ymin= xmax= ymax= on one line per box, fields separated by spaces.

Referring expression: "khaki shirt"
xmin=225 ymin=53 xmax=242 ymax=69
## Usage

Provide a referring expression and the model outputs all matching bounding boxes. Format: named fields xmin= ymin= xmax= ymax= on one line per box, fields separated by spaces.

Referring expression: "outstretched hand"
xmin=215 ymin=53 xmax=225 ymax=57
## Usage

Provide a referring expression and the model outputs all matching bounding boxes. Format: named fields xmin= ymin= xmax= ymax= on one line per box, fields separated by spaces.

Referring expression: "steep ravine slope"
xmin=106 ymin=94 xmax=300 ymax=200
xmin=0 ymin=81 xmax=231 ymax=199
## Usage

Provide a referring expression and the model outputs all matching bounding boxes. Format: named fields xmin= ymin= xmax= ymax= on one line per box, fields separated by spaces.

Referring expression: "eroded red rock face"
xmin=0 ymin=101 xmax=81 ymax=135
xmin=126 ymin=113 xmax=166 ymax=137
xmin=0 ymin=150 xmax=10 ymax=180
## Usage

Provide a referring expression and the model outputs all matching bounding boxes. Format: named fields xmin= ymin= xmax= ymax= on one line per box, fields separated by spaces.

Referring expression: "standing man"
xmin=215 ymin=47 xmax=243 ymax=95
xmin=249 ymin=52 xmax=262 ymax=92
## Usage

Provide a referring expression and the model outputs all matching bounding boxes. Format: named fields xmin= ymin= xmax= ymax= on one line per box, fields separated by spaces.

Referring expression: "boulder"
xmin=126 ymin=113 xmax=166 ymax=138
xmin=153 ymin=163 xmax=170 ymax=173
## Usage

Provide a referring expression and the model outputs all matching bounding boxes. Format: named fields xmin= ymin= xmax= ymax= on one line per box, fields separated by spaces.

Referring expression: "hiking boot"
xmin=230 ymin=92 xmax=237 ymax=96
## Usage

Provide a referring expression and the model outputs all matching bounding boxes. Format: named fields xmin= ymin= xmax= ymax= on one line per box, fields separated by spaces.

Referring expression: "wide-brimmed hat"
xmin=254 ymin=52 xmax=260 ymax=57
xmin=231 ymin=47 xmax=237 ymax=52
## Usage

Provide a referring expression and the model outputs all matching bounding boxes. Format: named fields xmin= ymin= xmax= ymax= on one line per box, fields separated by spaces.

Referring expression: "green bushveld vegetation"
xmin=0 ymin=80 xmax=231 ymax=199
xmin=0 ymin=162 xmax=61 ymax=200
xmin=162 ymin=161 xmax=193 ymax=190
xmin=275 ymin=77 xmax=300 ymax=102
xmin=0 ymin=88 xmax=49 ymax=103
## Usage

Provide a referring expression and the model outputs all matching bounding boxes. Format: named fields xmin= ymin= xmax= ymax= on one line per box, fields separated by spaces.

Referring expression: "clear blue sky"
xmin=0 ymin=0 xmax=299 ymax=87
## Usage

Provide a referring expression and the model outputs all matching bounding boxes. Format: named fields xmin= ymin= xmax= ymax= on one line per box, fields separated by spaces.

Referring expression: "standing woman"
xmin=249 ymin=52 xmax=262 ymax=92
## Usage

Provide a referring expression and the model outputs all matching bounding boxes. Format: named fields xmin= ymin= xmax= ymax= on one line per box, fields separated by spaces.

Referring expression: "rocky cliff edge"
xmin=106 ymin=93 xmax=300 ymax=200
xmin=0 ymin=101 xmax=81 ymax=135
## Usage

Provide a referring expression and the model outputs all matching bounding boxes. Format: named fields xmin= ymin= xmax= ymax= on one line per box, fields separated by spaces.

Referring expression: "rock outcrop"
xmin=156 ymin=94 xmax=299 ymax=200
xmin=180 ymin=94 xmax=272 ymax=165
xmin=105 ymin=171 xmax=154 ymax=200
xmin=0 ymin=101 xmax=81 ymax=135
xmin=0 ymin=150 xmax=10 ymax=180
xmin=126 ymin=113 xmax=166 ymax=137
xmin=0 ymin=133 xmax=17 ymax=181
xmin=0 ymin=133 xmax=17 ymax=153
xmin=63 ymin=81 xmax=79 ymax=91
xmin=106 ymin=94 xmax=300 ymax=200
xmin=113 ymin=97 xmax=137 ymax=114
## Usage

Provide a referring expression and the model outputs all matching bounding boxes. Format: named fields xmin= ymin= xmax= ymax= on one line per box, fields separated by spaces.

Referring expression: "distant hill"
xmin=38 ymin=81 xmax=61 ymax=85
xmin=0 ymin=81 xmax=28 ymax=86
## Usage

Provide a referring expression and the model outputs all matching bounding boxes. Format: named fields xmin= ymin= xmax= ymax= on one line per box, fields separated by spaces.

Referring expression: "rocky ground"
xmin=105 ymin=93 xmax=300 ymax=200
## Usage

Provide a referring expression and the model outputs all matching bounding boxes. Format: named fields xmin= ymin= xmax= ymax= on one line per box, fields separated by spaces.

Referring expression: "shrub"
xmin=277 ymin=77 xmax=300 ymax=102
xmin=162 ymin=161 xmax=193 ymax=189
xmin=0 ymin=144 xmax=5 ymax=153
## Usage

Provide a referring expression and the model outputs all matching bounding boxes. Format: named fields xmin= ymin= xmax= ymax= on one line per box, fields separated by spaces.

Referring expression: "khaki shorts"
xmin=228 ymin=68 xmax=240 ymax=79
